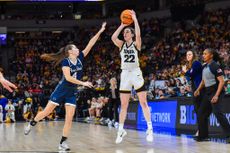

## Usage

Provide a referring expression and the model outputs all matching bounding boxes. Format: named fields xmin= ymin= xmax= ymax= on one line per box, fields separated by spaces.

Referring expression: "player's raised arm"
xmin=111 ymin=23 xmax=128 ymax=49
xmin=82 ymin=22 xmax=106 ymax=57
xmin=131 ymin=10 xmax=141 ymax=51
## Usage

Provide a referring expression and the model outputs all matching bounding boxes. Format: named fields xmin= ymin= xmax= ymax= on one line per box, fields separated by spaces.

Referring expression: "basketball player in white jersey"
xmin=111 ymin=10 xmax=153 ymax=144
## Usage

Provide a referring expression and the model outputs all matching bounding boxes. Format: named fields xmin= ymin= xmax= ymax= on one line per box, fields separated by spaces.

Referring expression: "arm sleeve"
xmin=210 ymin=62 xmax=223 ymax=77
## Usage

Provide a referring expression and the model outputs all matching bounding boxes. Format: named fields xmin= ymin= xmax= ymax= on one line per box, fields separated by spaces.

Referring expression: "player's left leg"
xmin=59 ymin=104 xmax=75 ymax=151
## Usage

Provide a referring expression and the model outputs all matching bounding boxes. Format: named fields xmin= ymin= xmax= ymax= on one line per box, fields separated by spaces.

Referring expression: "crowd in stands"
xmin=1 ymin=1 xmax=157 ymax=21
xmin=0 ymin=8 xmax=229 ymax=124
xmin=0 ymin=0 xmax=220 ymax=20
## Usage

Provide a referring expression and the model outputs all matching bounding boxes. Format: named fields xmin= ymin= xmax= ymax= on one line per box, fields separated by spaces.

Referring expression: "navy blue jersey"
xmin=185 ymin=60 xmax=202 ymax=90
xmin=59 ymin=51 xmax=84 ymax=87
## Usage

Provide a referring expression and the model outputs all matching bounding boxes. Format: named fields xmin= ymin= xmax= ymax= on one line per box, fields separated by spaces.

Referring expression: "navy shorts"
xmin=49 ymin=84 xmax=77 ymax=107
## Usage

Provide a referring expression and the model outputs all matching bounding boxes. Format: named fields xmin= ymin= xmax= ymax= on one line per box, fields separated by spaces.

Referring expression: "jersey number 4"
xmin=124 ymin=55 xmax=135 ymax=63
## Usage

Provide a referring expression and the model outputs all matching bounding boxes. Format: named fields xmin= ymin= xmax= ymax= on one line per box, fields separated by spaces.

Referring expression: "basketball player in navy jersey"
xmin=111 ymin=10 xmax=153 ymax=144
xmin=0 ymin=71 xmax=17 ymax=92
xmin=24 ymin=22 xmax=106 ymax=151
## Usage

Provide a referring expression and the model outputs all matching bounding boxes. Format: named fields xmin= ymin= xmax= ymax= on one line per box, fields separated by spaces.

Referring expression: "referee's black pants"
xmin=197 ymin=85 xmax=230 ymax=138
xmin=193 ymin=89 xmax=203 ymax=120
xmin=108 ymin=98 xmax=120 ymax=122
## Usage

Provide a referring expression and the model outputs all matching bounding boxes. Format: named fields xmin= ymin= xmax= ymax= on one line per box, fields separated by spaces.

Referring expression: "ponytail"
xmin=212 ymin=51 xmax=221 ymax=63
xmin=41 ymin=44 xmax=73 ymax=67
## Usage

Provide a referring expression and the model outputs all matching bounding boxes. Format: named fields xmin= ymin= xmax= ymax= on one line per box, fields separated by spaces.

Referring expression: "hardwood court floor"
xmin=0 ymin=121 xmax=229 ymax=153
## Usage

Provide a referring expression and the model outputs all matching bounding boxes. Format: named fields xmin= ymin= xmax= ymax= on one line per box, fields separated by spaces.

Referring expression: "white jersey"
xmin=120 ymin=42 xmax=140 ymax=70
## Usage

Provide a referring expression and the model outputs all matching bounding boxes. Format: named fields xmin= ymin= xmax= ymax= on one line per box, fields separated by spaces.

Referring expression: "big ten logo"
xmin=180 ymin=105 xmax=197 ymax=125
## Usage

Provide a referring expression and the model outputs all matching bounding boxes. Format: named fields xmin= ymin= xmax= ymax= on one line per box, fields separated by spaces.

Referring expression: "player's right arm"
xmin=62 ymin=66 xmax=93 ymax=88
xmin=111 ymin=24 xmax=126 ymax=49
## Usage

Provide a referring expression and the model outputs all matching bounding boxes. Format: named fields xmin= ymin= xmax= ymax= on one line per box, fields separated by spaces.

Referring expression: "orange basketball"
xmin=120 ymin=9 xmax=133 ymax=25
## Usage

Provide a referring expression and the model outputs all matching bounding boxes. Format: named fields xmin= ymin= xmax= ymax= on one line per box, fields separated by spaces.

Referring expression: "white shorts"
xmin=119 ymin=68 xmax=145 ymax=93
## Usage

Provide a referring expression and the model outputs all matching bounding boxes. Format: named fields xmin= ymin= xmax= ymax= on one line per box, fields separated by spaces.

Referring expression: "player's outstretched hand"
xmin=99 ymin=22 xmax=107 ymax=33
xmin=82 ymin=81 xmax=94 ymax=88
xmin=0 ymin=73 xmax=17 ymax=92
xmin=130 ymin=10 xmax=137 ymax=21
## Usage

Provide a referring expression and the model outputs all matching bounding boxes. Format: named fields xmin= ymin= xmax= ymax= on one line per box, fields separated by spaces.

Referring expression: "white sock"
xmin=147 ymin=121 xmax=152 ymax=130
xmin=118 ymin=123 xmax=124 ymax=131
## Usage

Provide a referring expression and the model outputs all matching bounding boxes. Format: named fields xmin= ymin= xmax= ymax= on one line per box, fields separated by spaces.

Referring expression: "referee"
xmin=194 ymin=48 xmax=230 ymax=142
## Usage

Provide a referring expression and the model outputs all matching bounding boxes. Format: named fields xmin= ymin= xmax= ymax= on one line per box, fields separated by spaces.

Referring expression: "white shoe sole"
xmin=58 ymin=146 xmax=70 ymax=151
xmin=115 ymin=131 xmax=127 ymax=144
xmin=24 ymin=125 xmax=31 ymax=135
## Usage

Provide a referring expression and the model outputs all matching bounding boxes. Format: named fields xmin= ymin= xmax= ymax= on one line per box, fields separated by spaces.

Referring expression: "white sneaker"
xmin=105 ymin=118 xmax=110 ymax=124
xmin=108 ymin=120 xmax=112 ymax=127
xmin=59 ymin=141 xmax=70 ymax=151
xmin=114 ymin=122 xmax=119 ymax=129
xmin=115 ymin=129 xmax=127 ymax=144
xmin=24 ymin=123 xmax=32 ymax=135
xmin=146 ymin=129 xmax=153 ymax=142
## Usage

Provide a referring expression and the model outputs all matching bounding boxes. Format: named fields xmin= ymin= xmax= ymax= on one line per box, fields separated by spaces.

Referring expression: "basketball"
xmin=120 ymin=9 xmax=133 ymax=25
